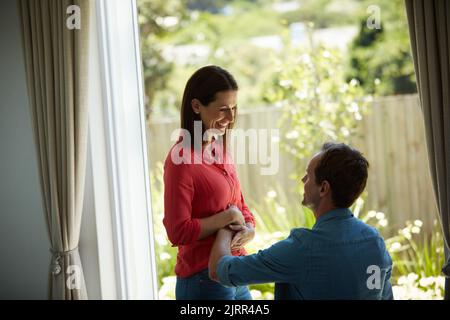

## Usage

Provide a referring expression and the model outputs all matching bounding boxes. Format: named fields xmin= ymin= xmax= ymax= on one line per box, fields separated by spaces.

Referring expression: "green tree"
xmin=346 ymin=0 xmax=417 ymax=95
xmin=138 ymin=0 xmax=188 ymax=118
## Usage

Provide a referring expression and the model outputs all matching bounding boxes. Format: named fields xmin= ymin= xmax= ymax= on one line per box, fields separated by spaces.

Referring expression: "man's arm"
xmin=209 ymin=230 xmax=307 ymax=287
xmin=230 ymin=222 xmax=255 ymax=251
xmin=381 ymin=267 xmax=394 ymax=300
xmin=209 ymin=228 xmax=234 ymax=281
xmin=381 ymin=252 xmax=394 ymax=300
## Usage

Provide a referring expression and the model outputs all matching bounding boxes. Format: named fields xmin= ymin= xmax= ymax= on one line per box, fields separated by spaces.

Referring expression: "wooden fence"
xmin=146 ymin=94 xmax=438 ymax=233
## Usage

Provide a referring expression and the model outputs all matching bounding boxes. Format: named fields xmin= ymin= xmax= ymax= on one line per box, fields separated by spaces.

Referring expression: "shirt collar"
xmin=313 ymin=207 xmax=354 ymax=229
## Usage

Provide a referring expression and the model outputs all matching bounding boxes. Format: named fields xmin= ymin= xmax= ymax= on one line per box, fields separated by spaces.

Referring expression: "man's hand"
xmin=208 ymin=228 xmax=234 ymax=281
xmin=229 ymin=223 xmax=255 ymax=251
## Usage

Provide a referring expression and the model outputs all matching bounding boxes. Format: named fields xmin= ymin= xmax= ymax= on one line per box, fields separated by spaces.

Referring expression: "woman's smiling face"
xmin=192 ymin=90 xmax=237 ymax=135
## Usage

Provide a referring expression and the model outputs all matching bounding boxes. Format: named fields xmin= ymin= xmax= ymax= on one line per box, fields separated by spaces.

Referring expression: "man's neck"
xmin=313 ymin=202 xmax=337 ymax=220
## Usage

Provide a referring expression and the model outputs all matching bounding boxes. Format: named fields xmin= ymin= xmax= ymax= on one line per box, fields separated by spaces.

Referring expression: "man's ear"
xmin=191 ymin=99 xmax=201 ymax=115
xmin=320 ymin=180 xmax=331 ymax=197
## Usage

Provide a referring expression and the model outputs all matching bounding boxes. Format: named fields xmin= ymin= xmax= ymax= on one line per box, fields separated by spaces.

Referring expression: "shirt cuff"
xmin=243 ymin=212 xmax=256 ymax=227
xmin=216 ymin=255 xmax=237 ymax=287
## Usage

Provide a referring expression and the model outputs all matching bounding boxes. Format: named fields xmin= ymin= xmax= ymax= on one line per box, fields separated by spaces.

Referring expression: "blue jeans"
xmin=176 ymin=268 xmax=252 ymax=300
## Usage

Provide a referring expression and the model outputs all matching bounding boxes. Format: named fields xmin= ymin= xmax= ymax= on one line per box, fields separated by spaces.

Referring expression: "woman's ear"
xmin=191 ymin=99 xmax=201 ymax=115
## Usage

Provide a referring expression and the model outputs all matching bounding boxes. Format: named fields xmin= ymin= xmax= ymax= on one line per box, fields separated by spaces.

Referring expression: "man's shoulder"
xmin=288 ymin=227 xmax=316 ymax=245
xmin=351 ymin=217 xmax=381 ymax=236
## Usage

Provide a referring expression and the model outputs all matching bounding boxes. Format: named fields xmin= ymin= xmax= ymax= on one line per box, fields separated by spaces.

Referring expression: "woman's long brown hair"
xmin=180 ymin=65 xmax=238 ymax=154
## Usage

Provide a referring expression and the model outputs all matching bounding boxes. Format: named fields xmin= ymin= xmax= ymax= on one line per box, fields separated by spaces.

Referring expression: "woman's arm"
xmin=238 ymin=191 xmax=256 ymax=227
xmin=229 ymin=191 xmax=256 ymax=250
xmin=198 ymin=205 xmax=245 ymax=240
xmin=163 ymin=160 xmax=201 ymax=246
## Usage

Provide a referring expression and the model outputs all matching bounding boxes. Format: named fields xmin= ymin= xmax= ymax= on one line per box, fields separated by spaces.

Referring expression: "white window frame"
xmin=86 ymin=0 xmax=158 ymax=299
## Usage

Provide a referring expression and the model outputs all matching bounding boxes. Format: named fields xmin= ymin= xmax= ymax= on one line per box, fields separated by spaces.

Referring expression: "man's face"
xmin=301 ymin=153 xmax=322 ymax=209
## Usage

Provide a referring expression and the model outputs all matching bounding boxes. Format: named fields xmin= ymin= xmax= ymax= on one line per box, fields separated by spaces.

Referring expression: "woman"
xmin=163 ymin=65 xmax=256 ymax=300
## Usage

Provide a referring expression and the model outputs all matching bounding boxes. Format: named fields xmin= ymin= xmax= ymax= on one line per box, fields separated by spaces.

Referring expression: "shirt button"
xmin=223 ymin=171 xmax=227 ymax=176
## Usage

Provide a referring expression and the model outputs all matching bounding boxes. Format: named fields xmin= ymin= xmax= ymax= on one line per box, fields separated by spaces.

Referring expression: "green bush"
xmin=263 ymin=39 xmax=370 ymax=193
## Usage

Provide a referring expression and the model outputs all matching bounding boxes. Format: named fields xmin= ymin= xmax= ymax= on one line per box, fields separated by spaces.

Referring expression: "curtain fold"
xmin=405 ymin=0 xmax=450 ymax=299
xmin=18 ymin=0 xmax=90 ymax=300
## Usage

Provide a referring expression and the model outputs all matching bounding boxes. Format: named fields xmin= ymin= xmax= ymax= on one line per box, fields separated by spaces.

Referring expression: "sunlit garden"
xmin=138 ymin=0 xmax=445 ymax=300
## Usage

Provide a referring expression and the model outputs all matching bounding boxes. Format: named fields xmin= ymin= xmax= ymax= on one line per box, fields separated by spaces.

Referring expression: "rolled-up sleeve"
xmin=239 ymin=191 xmax=256 ymax=227
xmin=216 ymin=235 xmax=307 ymax=287
xmin=163 ymin=158 xmax=201 ymax=246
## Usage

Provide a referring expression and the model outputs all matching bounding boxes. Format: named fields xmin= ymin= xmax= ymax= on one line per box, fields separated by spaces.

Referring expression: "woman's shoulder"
xmin=164 ymin=142 xmax=196 ymax=168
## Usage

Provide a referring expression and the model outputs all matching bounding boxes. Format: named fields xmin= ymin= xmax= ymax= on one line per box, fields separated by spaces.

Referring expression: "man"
xmin=209 ymin=142 xmax=393 ymax=299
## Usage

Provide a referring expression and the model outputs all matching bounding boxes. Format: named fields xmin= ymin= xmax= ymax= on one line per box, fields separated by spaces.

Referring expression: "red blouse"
xmin=163 ymin=142 xmax=255 ymax=278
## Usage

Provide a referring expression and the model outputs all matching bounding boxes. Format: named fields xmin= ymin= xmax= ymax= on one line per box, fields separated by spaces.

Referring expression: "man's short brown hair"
xmin=314 ymin=142 xmax=369 ymax=208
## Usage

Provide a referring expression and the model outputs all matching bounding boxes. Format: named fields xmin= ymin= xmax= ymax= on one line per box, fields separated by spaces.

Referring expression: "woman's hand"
xmin=197 ymin=205 xmax=244 ymax=240
xmin=229 ymin=223 xmax=255 ymax=251
xmin=224 ymin=205 xmax=245 ymax=227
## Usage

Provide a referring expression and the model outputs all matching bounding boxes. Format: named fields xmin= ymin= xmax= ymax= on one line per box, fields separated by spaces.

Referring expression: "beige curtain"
xmin=18 ymin=0 xmax=90 ymax=299
xmin=405 ymin=0 xmax=450 ymax=299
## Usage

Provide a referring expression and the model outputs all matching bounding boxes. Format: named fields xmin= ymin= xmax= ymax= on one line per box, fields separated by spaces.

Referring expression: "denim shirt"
xmin=216 ymin=208 xmax=393 ymax=300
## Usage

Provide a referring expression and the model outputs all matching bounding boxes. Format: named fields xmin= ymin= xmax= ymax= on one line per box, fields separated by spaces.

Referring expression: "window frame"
xmin=87 ymin=0 xmax=158 ymax=299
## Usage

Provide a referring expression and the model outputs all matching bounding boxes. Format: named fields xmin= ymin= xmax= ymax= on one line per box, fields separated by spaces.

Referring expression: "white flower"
xmin=407 ymin=273 xmax=419 ymax=282
xmin=379 ymin=219 xmax=388 ymax=227
xmin=263 ymin=292 xmax=275 ymax=300
xmin=348 ymin=102 xmax=359 ymax=113
xmin=419 ymin=277 xmax=434 ymax=287
xmin=267 ymin=190 xmax=277 ymax=198
xmin=435 ymin=276 xmax=445 ymax=288
xmin=375 ymin=212 xmax=385 ymax=220
xmin=339 ymin=84 xmax=348 ymax=93
xmin=155 ymin=16 xmax=179 ymax=28
xmin=340 ymin=127 xmax=350 ymax=137
xmin=285 ymin=130 xmax=299 ymax=139
xmin=276 ymin=205 xmax=286 ymax=214
xmin=411 ymin=226 xmax=421 ymax=234
xmin=414 ymin=220 xmax=423 ymax=227
xmin=272 ymin=231 xmax=285 ymax=239
xmin=322 ymin=50 xmax=331 ymax=58
xmin=350 ymin=78 xmax=359 ymax=86
xmin=397 ymin=275 xmax=407 ymax=285
xmin=401 ymin=228 xmax=412 ymax=239
xmin=374 ymin=78 xmax=381 ymax=86
xmin=390 ymin=242 xmax=401 ymax=251
xmin=295 ymin=90 xmax=308 ymax=100
xmin=279 ymin=79 xmax=292 ymax=88
xmin=368 ymin=210 xmax=377 ymax=218
xmin=301 ymin=53 xmax=311 ymax=64
xmin=158 ymin=276 xmax=177 ymax=300
xmin=155 ymin=234 xmax=168 ymax=246
xmin=392 ymin=285 xmax=407 ymax=300
xmin=250 ymin=290 xmax=262 ymax=299
xmin=159 ymin=252 xmax=171 ymax=261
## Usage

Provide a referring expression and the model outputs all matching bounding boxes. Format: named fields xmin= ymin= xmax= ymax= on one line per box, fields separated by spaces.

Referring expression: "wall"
xmin=0 ymin=0 xmax=49 ymax=299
